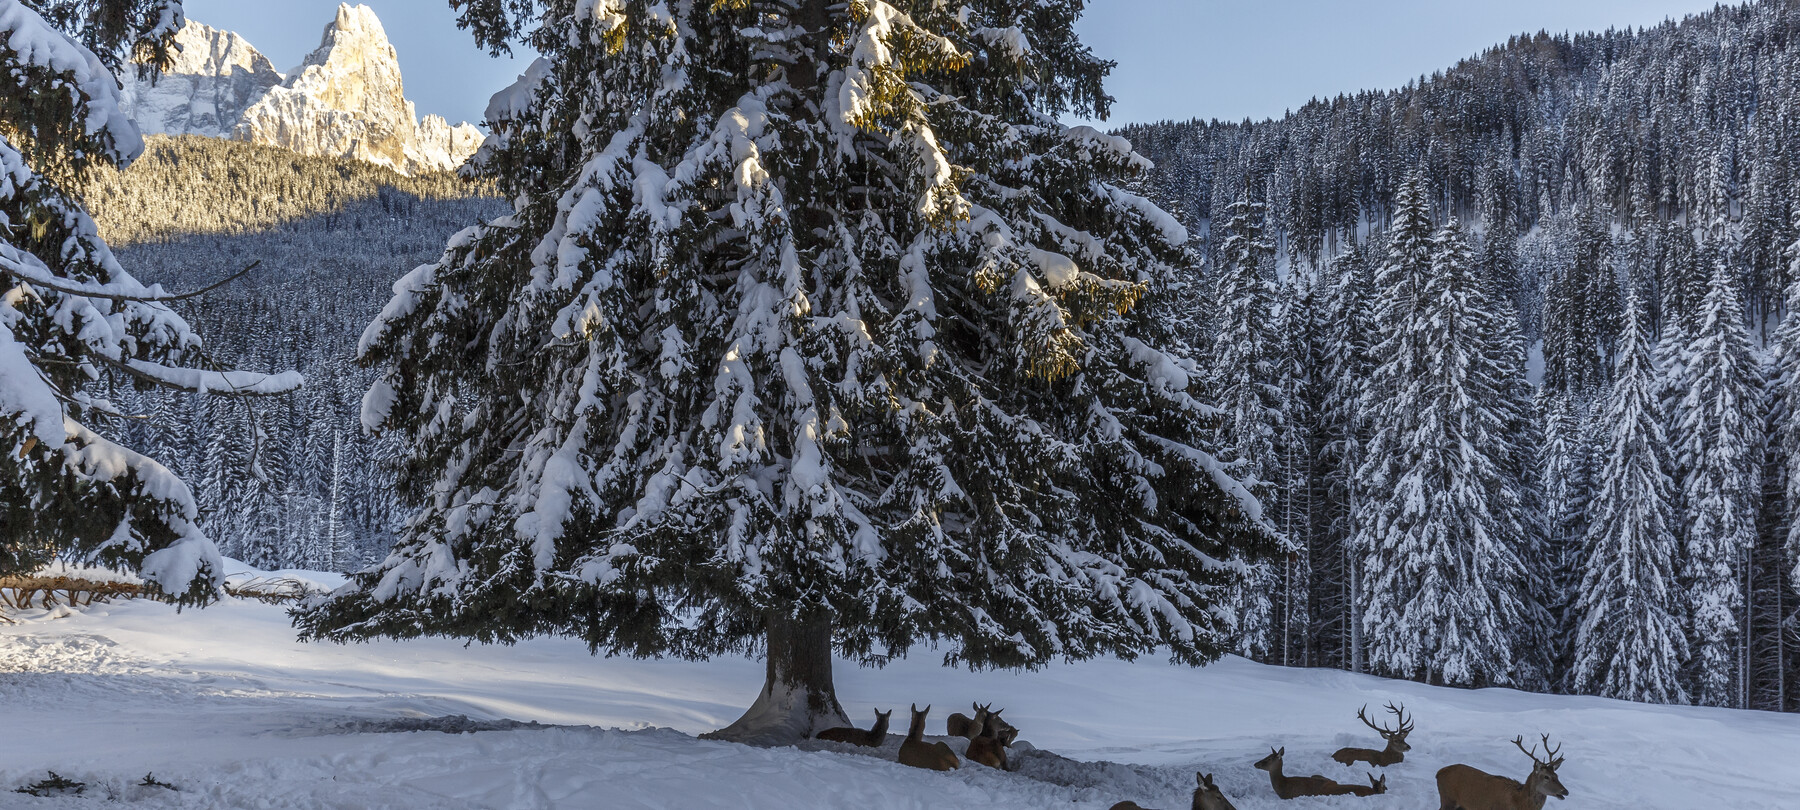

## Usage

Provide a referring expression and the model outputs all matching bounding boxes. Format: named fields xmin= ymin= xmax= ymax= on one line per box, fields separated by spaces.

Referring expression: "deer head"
xmin=1193 ymin=772 xmax=1237 ymax=810
xmin=1513 ymin=735 xmax=1569 ymax=800
xmin=907 ymin=704 xmax=931 ymax=738
xmin=1356 ymin=702 xmax=1414 ymax=752
xmin=1253 ymin=747 xmax=1284 ymax=772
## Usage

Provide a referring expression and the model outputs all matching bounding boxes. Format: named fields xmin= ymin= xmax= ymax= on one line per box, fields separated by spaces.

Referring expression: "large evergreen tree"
xmin=1210 ymin=195 xmax=1285 ymax=659
xmin=1674 ymin=258 xmax=1762 ymax=708
xmin=1358 ymin=212 xmax=1527 ymax=686
xmin=1571 ymin=290 xmax=1687 ymax=704
xmin=1316 ymin=243 xmax=1374 ymax=672
xmin=0 ymin=0 xmax=298 ymax=597
xmin=298 ymin=0 xmax=1277 ymax=742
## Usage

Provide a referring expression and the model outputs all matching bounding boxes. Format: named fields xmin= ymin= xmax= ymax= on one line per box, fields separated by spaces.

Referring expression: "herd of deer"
xmin=816 ymin=701 xmax=1571 ymax=809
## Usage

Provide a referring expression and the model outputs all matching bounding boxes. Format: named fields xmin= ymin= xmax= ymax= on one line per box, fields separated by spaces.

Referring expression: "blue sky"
xmin=185 ymin=1 xmax=1726 ymax=129
xmin=1076 ymin=0 xmax=1723 ymax=125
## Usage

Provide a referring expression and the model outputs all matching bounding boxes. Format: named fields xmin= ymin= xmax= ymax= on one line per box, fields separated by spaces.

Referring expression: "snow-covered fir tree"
xmin=0 ymin=0 xmax=298 ymax=597
xmin=1674 ymin=258 xmax=1764 ymax=708
xmin=297 ymin=0 xmax=1278 ymax=742
xmin=1358 ymin=212 xmax=1527 ymax=686
xmin=1211 ymin=195 xmax=1285 ymax=660
xmin=1572 ymin=290 xmax=1688 ymax=704
xmin=1315 ymin=243 xmax=1375 ymax=672
xmin=1538 ymin=390 xmax=1593 ymax=689
xmin=1777 ymin=233 xmax=1800 ymax=639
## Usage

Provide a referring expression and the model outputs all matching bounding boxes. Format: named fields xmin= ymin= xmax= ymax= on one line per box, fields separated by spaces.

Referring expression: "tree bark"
xmin=702 ymin=611 xmax=848 ymax=745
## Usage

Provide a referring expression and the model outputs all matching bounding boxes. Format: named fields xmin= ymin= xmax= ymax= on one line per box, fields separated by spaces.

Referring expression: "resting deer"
xmin=815 ymin=708 xmax=890 ymax=747
xmin=897 ymin=704 xmax=959 ymax=771
xmin=1254 ymin=747 xmax=1360 ymax=799
xmin=1332 ymin=702 xmax=1414 ymax=767
xmin=1347 ymin=773 xmax=1387 ymax=797
xmin=946 ymin=702 xmax=988 ymax=738
xmin=964 ymin=713 xmax=1008 ymax=770
xmin=1436 ymin=735 xmax=1569 ymax=810
xmin=1106 ymin=773 xmax=1237 ymax=810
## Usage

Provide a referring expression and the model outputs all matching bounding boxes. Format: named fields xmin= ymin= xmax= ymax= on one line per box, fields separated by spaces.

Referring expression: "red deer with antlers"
xmin=1254 ymin=747 xmax=1362 ymax=799
xmin=1436 ymin=735 xmax=1569 ymax=810
xmin=1331 ymin=703 xmax=1413 ymax=767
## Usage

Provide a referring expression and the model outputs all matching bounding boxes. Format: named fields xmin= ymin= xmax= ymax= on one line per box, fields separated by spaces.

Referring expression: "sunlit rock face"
xmin=121 ymin=4 xmax=483 ymax=175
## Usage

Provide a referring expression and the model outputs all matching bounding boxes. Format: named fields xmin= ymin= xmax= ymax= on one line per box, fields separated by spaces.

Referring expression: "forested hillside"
xmin=85 ymin=135 xmax=504 ymax=570
xmin=1123 ymin=0 xmax=1800 ymax=711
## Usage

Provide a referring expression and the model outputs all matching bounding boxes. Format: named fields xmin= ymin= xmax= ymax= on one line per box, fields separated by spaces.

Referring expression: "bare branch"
xmin=3 ymin=260 xmax=262 ymax=304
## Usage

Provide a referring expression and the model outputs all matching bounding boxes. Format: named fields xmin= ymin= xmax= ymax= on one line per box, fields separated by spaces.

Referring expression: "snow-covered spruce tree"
xmin=1537 ymin=390 xmax=1593 ymax=689
xmin=1777 ymin=233 xmax=1800 ymax=629
xmin=1357 ymin=215 xmax=1526 ymax=686
xmin=1211 ymin=195 xmax=1285 ymax=660
xmin=1357 ymin=174 xmax=1439 ymax=681
xmin=1316 ymin=243 xmax=1374 ymax=671
xmin=1674 ymin=258 xmax=1763 ymax=708
xmin=297 ymin=0 xmax=1278 ymax=742
xmin=0 ymin=0 xmax=299 ymax=596
xmin=1571 ymin=290 xmax=1687 ymax=704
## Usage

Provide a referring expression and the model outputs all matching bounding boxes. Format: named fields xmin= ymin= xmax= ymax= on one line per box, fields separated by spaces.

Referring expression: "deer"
xmin=1109 ymin=772 xmax=1240 ymax=810
xmin=1347 ymin=773 xmax=1388 ymax=797
xmin=1331 ymin=702 xmax=1414 ymax=767
xmin=963 ymin=712 xmax=1008 ymax=770
xmin=1254 ymin=747 xmax=1361 ymax=799
xmin=945 ymin=702 xmax=987 ymax=738
xmin=814 ymin=708 xmax=891 ymax=747
xmin=897 ymin=704 xmax=960 ymax=771
xmin=1436 ymin=735 xmax=1569 ymax=810
xmin=1193 ymin=772 xmax=1238 ymax=810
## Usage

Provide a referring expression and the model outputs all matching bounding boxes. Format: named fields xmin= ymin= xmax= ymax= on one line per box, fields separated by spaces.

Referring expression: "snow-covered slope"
xmin=1 ymin=590 xmax=1797 ymax=808
xmin=120 ymin=4 xmax=482 ymax=175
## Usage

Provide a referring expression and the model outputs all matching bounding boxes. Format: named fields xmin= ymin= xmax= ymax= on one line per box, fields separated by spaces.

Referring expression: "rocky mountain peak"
xmin=121 ymin=4 xmax=483 ymax=176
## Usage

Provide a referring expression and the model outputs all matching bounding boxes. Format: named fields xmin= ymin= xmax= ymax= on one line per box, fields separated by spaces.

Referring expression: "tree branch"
xmin=2 ymin=260 xmax=262 ymax=304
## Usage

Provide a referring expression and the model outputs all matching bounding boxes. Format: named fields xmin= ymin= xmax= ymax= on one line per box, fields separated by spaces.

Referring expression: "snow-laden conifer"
xmin=1674 ymin=258 xmax=1763 ymax=707
xmin=0 ymin=0 xmax=298 ymax=598
xmin=1317 ymin=244 xmax=1374 ymax=671
xmin=298 ymin=0 xmax=1278 ymax=742
xmin=1776 ymin=231 xmax=1800 ymax=619
xmin=1358 ymin=212 xmax=1526 ymax=685
xmin=1572 ymin=290 xmax=1688 ymax=704
xmin=1212 ymin=196 xmax=1285 ymax=659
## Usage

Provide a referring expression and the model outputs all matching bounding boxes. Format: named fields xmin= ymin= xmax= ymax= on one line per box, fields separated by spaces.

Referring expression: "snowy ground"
xmin=2 ymin=581 xmax=1798 ymax=808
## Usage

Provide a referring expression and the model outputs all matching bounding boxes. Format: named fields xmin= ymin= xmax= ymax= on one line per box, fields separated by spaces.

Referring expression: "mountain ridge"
xmin=120 ymin=3 xmax=483 ymax=175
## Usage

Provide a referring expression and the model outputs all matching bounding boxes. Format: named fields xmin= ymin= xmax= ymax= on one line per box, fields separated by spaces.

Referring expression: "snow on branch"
xmin=0 ymin=0 xmax=146 ymax=164
xmin=108 ymin=356 xmax=303 ymax=397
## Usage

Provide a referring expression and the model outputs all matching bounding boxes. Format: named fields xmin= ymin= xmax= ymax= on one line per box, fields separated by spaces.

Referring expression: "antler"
xmin=1512 ymin=734 xmax=1560 ymax=767
xmin=1357 ymin=703 xmax=1409 ymax=736
xmin=1386 ymin=702 xmax=1414 ymax=734
xmin=1542 ymin=734 xmax=1564 ymax=767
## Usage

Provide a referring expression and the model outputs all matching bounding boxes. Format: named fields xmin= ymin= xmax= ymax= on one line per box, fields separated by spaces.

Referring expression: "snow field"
xmin=0 ymin=594 xmax=1797 ymax=808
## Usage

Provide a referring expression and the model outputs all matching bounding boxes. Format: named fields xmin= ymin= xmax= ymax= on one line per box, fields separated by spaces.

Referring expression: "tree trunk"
xmin=702 ymin=611 xmax=848 ymax=746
